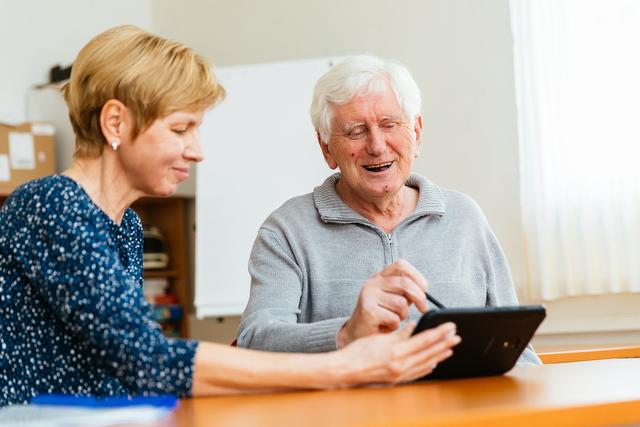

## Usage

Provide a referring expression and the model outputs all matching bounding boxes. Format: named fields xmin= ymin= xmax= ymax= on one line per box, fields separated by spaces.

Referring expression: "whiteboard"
xmin=195 ymin=58 xmax=336 ymax=317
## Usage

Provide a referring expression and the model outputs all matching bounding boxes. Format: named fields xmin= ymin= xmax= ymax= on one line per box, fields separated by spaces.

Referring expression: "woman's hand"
xmin=336 ymin=321 xmax=460 ymax=386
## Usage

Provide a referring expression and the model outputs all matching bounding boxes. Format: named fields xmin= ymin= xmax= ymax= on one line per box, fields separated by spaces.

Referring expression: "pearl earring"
xmin=111 ymin=139 xmax=120 ymax=151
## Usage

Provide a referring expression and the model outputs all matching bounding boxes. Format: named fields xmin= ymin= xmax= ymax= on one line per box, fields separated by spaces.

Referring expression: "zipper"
xmin=387 ymin=233 xmax=397 ymax=263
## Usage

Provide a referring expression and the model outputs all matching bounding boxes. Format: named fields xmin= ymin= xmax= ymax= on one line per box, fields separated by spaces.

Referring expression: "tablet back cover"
xmin=414 ymin=305 xmax=545 ymax=380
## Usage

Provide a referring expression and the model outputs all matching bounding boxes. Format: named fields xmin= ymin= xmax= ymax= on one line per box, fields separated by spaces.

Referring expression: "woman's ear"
xmin=100 ymin=99 xmax=128 ymax=149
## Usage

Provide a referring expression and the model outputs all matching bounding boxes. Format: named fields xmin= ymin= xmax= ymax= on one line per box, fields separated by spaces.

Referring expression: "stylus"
xmin=426 ymin=293 xmax=446 ymax=309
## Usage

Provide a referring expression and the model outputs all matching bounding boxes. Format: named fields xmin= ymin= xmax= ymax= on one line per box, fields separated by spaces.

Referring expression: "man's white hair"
xmin=310 ymin=54 xmax=422 ymax=144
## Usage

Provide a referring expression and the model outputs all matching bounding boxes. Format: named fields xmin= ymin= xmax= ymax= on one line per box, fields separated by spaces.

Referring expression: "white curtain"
xmin=510 ymin=0 xmax=640 ymax=300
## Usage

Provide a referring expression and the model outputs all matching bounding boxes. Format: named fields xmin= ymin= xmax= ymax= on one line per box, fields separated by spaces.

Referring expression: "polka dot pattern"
xmin=0 ymin=175 xmax=197 ymax=405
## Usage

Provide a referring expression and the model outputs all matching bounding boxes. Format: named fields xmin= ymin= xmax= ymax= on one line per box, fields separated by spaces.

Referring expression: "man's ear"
xmin=413 ymin=114 xmax=423 ymax=157
xmin=100 ymin=99 xmax=128 ymax=146
xmin=317 ymin=131 xmax=338 ymax=169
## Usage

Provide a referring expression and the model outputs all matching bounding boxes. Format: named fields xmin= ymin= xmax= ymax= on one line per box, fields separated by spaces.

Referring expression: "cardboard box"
xmin=0 ymin=122 xmax=56 ymax=195
xmin=27 ymin=84 xmax=75 ymax=172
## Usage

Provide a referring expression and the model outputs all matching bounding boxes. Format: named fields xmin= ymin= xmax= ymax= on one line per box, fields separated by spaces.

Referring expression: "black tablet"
xmin=413 ymin=304 xmax=546 ymax=380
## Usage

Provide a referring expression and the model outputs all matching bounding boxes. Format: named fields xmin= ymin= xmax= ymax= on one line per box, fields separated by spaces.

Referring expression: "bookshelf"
xmin=132 ymin=196 xmax=191 ymax=338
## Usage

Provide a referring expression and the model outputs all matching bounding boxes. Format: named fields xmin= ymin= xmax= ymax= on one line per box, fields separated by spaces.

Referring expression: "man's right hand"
xmin=337 ymin=259 xmax=430 ymax=348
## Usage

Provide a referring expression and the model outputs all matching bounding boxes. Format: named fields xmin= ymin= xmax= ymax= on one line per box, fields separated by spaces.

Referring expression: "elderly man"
xmin=236 ymin=55 xmax=540 ymax=365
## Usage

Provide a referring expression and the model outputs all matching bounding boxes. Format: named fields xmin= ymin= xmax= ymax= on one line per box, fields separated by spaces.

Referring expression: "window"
xmin=510 ymin=0 xmax=640 ymax=299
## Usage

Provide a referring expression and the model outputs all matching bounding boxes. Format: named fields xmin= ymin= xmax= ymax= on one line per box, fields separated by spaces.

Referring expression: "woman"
xmin=0 ymin=26 xmax=459 ymax=405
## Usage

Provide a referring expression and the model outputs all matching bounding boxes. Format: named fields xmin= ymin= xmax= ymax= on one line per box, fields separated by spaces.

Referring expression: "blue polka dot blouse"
xmin=0 ymin=175 xmax=198 ymax=405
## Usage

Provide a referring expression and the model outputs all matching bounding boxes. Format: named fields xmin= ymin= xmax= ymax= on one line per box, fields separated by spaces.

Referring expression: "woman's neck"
xmin=63 ymin=154 xmax=142 ymax=225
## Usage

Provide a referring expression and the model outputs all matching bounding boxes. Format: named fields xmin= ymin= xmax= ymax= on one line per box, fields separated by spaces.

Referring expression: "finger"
xmin=393 ymin=330 xmax=460 ymax=383
xmin=391 ymin=344 xmax=450 ymax=384
xmin=378 ymin=293 xmax=410 ymax=320
xmin=434 ymin=346 xmax=456 ymax=364
xmin=359 ymin=297 xmax=404 ymax=332
xmin=398 ymin=322 xmax=457 ymax=357
xmin=396 ymin=321 xmax=416 ymax=339
xmin=398 ymin=349 xmax=454 ymax=383
xmin=360 ymin=276 xmax=421 ymax=317
xmin=380 ymin=259 xmax=429 ymax=292
xmin=380 ymin=259 xmax=428 ymax=290
xmin=376 ymin=309 xmax=402 ymax=332
xmin=406 ymin=343 xmax=458 ymax=382
xmin=393 ymin=332 xmax=460 ymax=383
xmin=414 ymin=333 xmax=458 ymax=361
xmin=380 ymin=276 xmax=428 ymax=313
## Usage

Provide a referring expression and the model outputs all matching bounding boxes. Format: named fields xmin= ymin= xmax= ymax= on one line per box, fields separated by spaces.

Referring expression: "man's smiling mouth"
xmin=363 ymin=161 xmax=393 ymax=172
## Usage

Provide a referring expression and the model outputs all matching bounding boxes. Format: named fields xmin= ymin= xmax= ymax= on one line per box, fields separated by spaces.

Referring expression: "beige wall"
xmin=153 ymin=0 xmax=640 ymax=343
xmin=0 ymin=0 xmax=152 ymax=122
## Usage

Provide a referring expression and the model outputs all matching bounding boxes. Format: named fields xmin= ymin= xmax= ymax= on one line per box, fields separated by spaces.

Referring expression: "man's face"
xmin=320 ymin=80 xmax=422 ymax=203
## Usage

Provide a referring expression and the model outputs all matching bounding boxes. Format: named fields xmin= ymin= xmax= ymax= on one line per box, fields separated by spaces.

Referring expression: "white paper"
xmin=31 ymin=123 xmax=55 ymax=136
xmin=9 ymin=132 xmax=35 ymax=169
xmin=0 ymin=404 xmax=172 ymax=427
xmin=0 ymin=155 xmax=10 ymax=181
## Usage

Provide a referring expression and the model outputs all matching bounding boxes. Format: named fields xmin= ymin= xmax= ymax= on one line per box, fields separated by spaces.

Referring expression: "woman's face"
xmin=320 ymin=82 xmax=422 ymax=205
xmin=120 ymin=110 xmax=204 ymax=197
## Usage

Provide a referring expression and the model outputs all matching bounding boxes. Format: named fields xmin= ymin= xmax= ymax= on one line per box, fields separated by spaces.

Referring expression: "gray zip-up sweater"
xmin=237 ymin=173 xmax=540 ymax=365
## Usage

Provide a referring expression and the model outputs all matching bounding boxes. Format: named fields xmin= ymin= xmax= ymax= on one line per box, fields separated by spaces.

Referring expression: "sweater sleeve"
xmin=483 ymin=221 xmax=542 ymax=366
xmin=17 ymin=202 xmax=198 ymax=396
xmin=236 ymin=228 xmax=347 ymax=353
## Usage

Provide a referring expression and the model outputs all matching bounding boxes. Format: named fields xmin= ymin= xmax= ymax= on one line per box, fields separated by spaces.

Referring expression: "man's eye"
xmin=381 ymin=121 xmax=398 ymax=130
xmin=346 ymin=127 xmax=367 ymax=139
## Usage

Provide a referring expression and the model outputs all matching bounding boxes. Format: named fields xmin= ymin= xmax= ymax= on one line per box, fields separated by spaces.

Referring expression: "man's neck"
xmin=335 ymin=180 xmax=419 ymax=233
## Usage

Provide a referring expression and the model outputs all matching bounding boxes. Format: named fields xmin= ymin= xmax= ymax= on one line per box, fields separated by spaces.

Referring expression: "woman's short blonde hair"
xmin=63 ymin=25 xmax=225 ymax=158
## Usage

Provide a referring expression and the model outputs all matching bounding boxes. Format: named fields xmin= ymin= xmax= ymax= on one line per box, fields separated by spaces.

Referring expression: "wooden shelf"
xmin=144 ymin=269 xmax=181 ymax=278
xmin=132 ymin=197 xmax=191 ymax=338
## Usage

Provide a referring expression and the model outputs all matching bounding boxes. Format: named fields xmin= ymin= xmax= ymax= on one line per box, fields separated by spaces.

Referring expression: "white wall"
xmin=0 ymin=0 xmax=152 ymax=123
xmin=154 ymin=0 xmax=640 ymax=342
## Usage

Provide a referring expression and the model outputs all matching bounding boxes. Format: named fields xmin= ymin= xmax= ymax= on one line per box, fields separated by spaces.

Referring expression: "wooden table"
xmin=539 ymin=345 xmax=640 ymax=364
xmin=172 ymin=358 xmax=640 ymax=427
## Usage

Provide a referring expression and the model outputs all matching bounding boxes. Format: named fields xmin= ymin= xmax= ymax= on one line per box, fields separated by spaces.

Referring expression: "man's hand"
xmin=337 ymin=259 xmax=429 ymax=348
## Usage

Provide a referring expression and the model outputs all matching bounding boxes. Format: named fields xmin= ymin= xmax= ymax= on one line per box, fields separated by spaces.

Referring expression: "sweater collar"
xmin=313 ymin=172 xmax=446 ymax=222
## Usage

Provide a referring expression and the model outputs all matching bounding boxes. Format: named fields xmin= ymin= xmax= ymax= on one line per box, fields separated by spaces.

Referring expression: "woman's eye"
xmin=173 ymin=128 xmax=187 ymax=135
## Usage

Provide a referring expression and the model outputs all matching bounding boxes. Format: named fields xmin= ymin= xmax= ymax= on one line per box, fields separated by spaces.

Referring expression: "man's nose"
xmin=366 ymin=126 xmax=386 ymax=156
